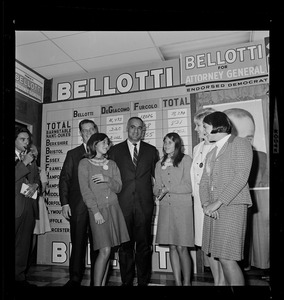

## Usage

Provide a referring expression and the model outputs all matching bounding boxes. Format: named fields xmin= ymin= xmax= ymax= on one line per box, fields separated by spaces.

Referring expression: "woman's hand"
xmin=204 ymin=200 xmax=222 ymax=219
xmin=92 ymin=174 xmax=109 ymax=184
xmin=94 ymin=212 xmax=105 ymax=224
xmin=162 ymin=186 xmax=169 ymax=194
xmin=156 ymin=185 xmax=169 ymax=201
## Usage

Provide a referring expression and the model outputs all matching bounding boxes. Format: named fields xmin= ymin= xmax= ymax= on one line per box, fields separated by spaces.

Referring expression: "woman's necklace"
xmin=199 ymin=143 xmax=214 ymax=168
xmin=161 ymin=155 xmax=173 ymax=170
xmin=89 ymin=157 xmax=109 ymax=170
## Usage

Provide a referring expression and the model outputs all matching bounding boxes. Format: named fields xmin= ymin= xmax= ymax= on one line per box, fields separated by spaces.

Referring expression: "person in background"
xmin=190 ymin=107 xmax=226 ymax=285
xmin=78 ymin=133 xmax=129 ymax=286
xmin=200 ymin=111 xmax=253 ymax=286
xmin=224 ymin=108 xmax=269 ymax=271
xmin=108 ymin=117 xmax=159 ymax=286
xmin=59 ymin=119 xmax=98 ymax=287
xmin=15 ymin=126 xmax=40 ymax=287
xmin=153 ymin=132 xmax=194 ymax=286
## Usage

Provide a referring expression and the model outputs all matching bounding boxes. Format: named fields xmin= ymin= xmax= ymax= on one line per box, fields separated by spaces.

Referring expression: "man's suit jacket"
xmin=15 ymin=160 xmax=40 ymax=218
xmin=59 ymin=144 xmax=87 ymax=214
xmin=108 ymin=140 xmax=159 ymax=216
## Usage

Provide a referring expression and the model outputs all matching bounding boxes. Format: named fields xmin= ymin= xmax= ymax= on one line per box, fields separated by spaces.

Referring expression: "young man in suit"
xmin=59 ymin=119 xmax=98 ymax=287
xmin=108 ymin=117 xmax=159 ymax=286
xmin=15 ymin=126 xmax=40 ymax=287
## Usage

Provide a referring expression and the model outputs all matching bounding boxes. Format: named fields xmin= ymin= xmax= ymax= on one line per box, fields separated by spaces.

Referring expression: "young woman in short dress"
xmin=78 ymin=133 xmax=129 ymax=286
xmin=154 ymin=132 xmax=194 ymax=286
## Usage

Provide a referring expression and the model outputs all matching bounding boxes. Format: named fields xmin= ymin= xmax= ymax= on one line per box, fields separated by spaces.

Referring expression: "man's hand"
xmin=62 ymin=204 xmax=72 ymax=220
xmin=22 ymin=152 xmax=34 ymax=166
xmin=25 ymin=183 xmax=38 ymax=198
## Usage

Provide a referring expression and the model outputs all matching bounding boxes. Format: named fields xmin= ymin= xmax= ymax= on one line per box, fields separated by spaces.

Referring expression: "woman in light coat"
xmin=190 ymin=107 xmax=225 ymax=285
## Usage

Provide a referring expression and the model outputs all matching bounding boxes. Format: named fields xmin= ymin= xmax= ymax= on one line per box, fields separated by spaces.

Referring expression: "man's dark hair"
xmin=79 ymin=119 xmax=98 ymax=132
xmin=15 ymin=126 xmax=32 ymax=144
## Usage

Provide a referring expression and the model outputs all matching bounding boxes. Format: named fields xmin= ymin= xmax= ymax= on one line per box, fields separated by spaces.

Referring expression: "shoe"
xmin=121 ymin=283 xmax=133 ymax=286
xmin=16 ymin=280 xmax=37 ymax=287
xmin=63 ymin=280 xmax=81 ymax=287
xmin=137 ymin=282 xmax=148 ymax=286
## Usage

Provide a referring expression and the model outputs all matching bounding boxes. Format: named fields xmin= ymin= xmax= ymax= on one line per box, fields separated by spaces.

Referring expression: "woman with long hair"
xmin=153 ymin=132 xmax=194 ymax=286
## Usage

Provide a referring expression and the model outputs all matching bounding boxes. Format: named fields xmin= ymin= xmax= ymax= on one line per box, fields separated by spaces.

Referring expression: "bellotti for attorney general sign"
xmin=180 ymin=38 xmax=269 ymax=93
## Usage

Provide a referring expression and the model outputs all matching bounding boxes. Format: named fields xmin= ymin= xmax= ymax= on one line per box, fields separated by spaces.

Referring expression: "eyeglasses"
xmin=81 ymin=128 xmax=96 ymax=134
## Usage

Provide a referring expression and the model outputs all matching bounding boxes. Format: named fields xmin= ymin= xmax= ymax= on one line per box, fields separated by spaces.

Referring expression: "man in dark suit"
xmin=109 ymin=116 xmax=159 ymax=286
xmin=15 ymin=126 xmax=40 ymax=287
xmin=59 ymin=119 xmax=98 ymax=287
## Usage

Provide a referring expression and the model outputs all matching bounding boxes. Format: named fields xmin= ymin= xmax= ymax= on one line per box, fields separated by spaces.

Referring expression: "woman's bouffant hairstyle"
xmin=203 ymin=111 xmax=232 ymax=134
xmin=84 ymin=133 xmax=111 ymax=159
xmin=161 ymin=132 xmax=184 ymax=167
xmin=194 ymin=107 xmax=216 ymax=122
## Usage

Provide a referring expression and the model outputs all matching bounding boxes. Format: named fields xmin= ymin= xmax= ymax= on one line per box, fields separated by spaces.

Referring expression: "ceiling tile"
xmin=34 ymin=62 xmax=86 ymax=79
xmin=41 ymin=31 xmax=86 ymax=39
xmin=160 ymin=31 xmax=251 ymax=60
xmin=16 ymin=40 xmax=72 ymax=68
xmin=77 ymin=48 xmax=162 ymax=72
xmin=149 ymin=31 xmax=243 ymax=47
xmin=14 ymin=30 xmax=260 ymax=80
xmin=52 ymin=31 xmax=155 ymax=60
xmin=15 ymin=31 xmax=48 ymax=46
xmin=251 ymin=31 xmax=269 ymax=41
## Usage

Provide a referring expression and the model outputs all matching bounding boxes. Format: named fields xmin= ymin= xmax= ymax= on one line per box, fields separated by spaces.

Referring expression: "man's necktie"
xmin=133 ymin=143 xmax=138 ymax=168
xmin=15 ymin=153 xmax=19 ymax=165
xmin=20 ymin=152 xmax=25 ymax=161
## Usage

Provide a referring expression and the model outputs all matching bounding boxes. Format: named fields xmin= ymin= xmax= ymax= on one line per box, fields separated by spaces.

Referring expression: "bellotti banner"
xmin=180 ymin=38 xmax=269 ymax=93
xmin=51 ymin=59 xmax=181 ymax=101
xmin=16 ymin=60 xmax=45 ymax=103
